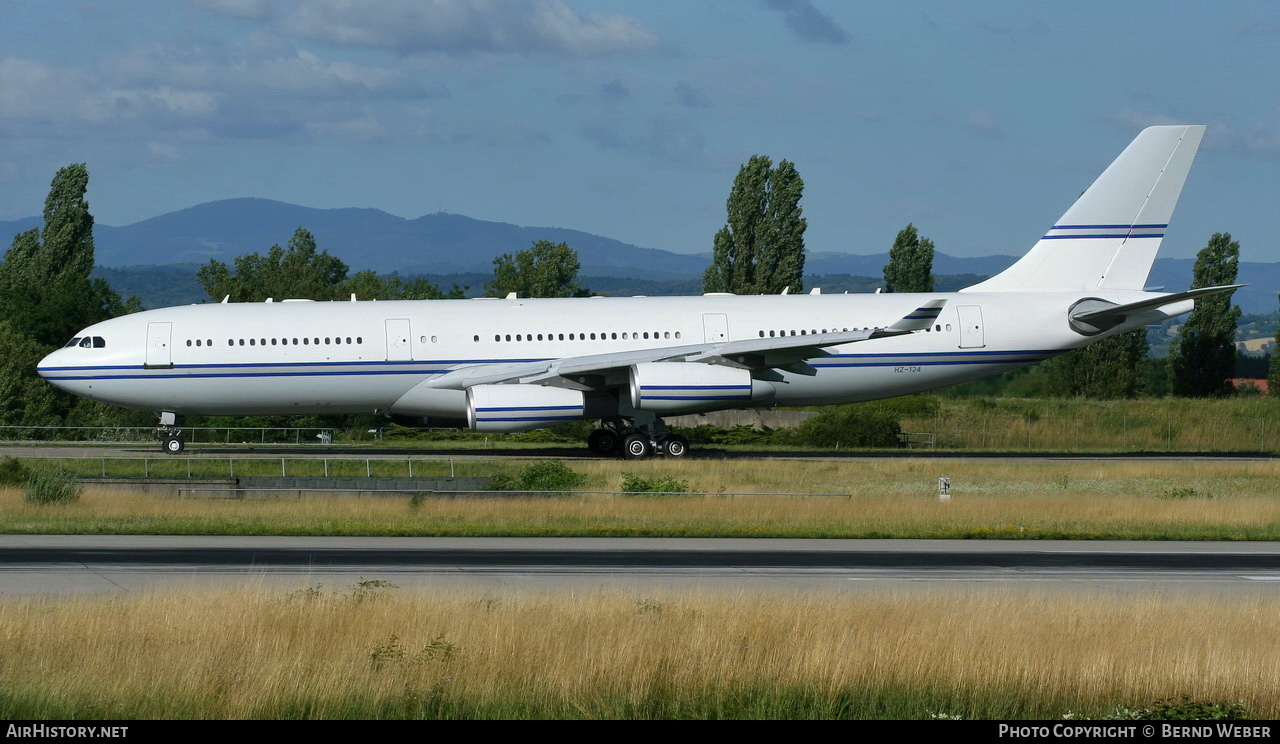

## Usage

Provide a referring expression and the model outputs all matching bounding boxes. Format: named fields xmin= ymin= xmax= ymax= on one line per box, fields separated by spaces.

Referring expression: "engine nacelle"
xmin=630 ymin=362 xmax=772 ymax=413
xmin=467 ymin=384 xmax=585 ymax=433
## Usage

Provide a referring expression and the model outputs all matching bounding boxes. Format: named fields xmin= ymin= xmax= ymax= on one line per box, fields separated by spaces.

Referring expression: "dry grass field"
xmin=3 ymin=458 xmax=1278 ymax=538
xmin=0 ymin=586 xmax=1274 ymax=719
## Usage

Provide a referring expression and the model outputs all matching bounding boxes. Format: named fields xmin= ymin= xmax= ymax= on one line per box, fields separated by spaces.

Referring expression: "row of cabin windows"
xmin=478 ymin=330 xmax=683 ymax=343
xmin=184 ymin=336 xmax=364 ymax=348
xmin=64 ymin=336 xmax=106 ymax=348
xmin=756 ymin=324 xmax=950 ymax=337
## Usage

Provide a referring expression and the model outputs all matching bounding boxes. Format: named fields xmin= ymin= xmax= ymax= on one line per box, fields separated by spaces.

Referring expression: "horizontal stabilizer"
xmin=1069 ymin=284 xmax=1244 ymax=334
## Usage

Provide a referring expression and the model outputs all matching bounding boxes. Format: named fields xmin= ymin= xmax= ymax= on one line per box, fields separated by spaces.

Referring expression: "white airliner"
xmin=38 ymin=125 xmax=1238 ymax=457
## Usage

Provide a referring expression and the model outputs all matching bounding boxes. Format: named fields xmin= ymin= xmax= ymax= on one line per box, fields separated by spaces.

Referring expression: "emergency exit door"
xmin=385 ymin=318 xmax=412 ymax=361
xmin=957 ymin=305 xmax=985 ymax=349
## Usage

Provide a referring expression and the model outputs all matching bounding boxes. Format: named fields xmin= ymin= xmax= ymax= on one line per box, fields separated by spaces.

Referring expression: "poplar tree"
xmin=0 ymin=164 xmax=126 ymax=348
xmin=702 ymin=156 xmax=806 ymax=294
xmin=1169 ymin=232 xmax=1242 ymax=397
xmin=883 ymin=223 xmax=935 ymax=293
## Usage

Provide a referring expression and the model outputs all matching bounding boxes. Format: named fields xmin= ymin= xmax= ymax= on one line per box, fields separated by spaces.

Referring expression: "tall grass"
xmin=907 ymin=397 xmax=1280 ymax=452
xmin=2 ymin=457 xmax=1279 ymax=538
xmin=0 ymin=587 xmax=1274 ymax=719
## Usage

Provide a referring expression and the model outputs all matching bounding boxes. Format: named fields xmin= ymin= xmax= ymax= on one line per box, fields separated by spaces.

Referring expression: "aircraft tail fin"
xmin=963 ymin=125 xmax=1205 ymax=293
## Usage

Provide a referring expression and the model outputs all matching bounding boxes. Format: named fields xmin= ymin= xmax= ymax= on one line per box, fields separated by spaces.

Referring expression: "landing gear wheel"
xmin=588 ymin=429 xmax=620 ymax=456
xmin=622 ymin=433 xmax=652 ymax=460
xmin=662 ymin=435 xmax=690 ymax=458
xmin=162 ymin=435 xmax=185 ymax=454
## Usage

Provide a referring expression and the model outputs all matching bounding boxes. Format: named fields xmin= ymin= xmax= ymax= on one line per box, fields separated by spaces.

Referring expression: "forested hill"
xmin=5 ymin=198 xmax=1278 ymax=313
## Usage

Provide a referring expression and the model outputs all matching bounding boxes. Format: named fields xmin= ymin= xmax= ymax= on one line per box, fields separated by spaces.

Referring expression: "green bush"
xmin=1101 ymin=698 xmax=1247 ymax=721
xmin=866 ymin=395 xmax=941 ymax=417
xmin=786 ymin=406 xmax=901 ymax=448
xmin=620 ymin=472 xmax=690 ymax=494
xmin=23 ymin=469 xmax=82 ymax=504
xmin=488 ymin=460 xmax=585 ymax=492
xmin=0 ymin=456 xmax=31 ymax=486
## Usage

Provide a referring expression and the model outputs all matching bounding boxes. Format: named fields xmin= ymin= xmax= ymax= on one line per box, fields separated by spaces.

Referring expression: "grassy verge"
xmin=3 ymin=459 xmax=1279 ymax=538
xmin=0 ymin=586 xmax=1272 ymax=719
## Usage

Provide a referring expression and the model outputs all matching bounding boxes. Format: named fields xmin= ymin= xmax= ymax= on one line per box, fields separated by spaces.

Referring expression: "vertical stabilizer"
xmin=963 ymin=125 xmax=1204 ymax=292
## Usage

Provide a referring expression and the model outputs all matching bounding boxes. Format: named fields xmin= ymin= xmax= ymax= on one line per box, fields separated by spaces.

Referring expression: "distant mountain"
xmin=5 ymin=199 xmax=1277 ymax=314
xmin=19 ymin=198 xmax=709 ymax=279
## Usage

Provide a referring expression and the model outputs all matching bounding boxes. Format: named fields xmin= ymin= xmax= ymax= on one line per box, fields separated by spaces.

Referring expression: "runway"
xmin=1 ymin=441 xmax=1275 ymax=464
xmin=2 ymin=535 xmax=1279 ymax=596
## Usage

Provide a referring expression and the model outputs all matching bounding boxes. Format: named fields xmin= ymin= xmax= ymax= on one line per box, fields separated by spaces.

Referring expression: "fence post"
xmin=281 ymin=458 xmax=286 ymax=477
xmin=324 ymin=458 xmax=329 ymax=477
xmin=408 ymin=458 xmax=414 ymax=478
xmin=229 ymin=458 xmax=235 ymax=478
xmin=366 ymin=459 xmax=371 ymax=477
xmin=143 ymin=458 xmax=149 ymax=477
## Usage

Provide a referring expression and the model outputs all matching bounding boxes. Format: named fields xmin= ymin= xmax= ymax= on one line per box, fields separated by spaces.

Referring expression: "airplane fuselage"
xmin=37 ymin=289 xmax=1155 ymax=418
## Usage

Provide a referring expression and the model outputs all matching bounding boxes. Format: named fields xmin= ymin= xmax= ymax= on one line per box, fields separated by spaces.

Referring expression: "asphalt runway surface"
xmin=2 ymin=442 xmax=1275 ymax=462
xmin=3 ymin=536 xmax=1279 ymax=597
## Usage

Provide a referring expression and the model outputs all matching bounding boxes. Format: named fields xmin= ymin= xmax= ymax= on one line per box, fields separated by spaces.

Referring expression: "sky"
xmin=1 ymin=1 xmax=1277 ymax=263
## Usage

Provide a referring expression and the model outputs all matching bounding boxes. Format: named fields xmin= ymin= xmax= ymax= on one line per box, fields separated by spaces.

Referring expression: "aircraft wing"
xmin=426 ymin=300 xmax=947 ymax=390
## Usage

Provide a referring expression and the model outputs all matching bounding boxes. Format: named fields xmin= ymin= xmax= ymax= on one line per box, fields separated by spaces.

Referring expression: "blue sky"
xmin=1 ymin=1 xmax=1276 ymax=262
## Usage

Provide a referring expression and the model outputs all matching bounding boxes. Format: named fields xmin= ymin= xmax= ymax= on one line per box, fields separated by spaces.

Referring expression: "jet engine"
xmin=467 ymin=384 xmax=585 ymax=433
xmin=629 ymin=362 xmax=774 ymax=413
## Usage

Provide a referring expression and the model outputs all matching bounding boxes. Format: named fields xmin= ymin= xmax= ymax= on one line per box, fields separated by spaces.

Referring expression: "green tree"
xmin=1049 ymin=329 xmax=1149 ymax=399
xmin=702 ymin=155 xmax=806 ymax=294
xmin=197 ymin=227 xmax=350 ymax=302
xmin=883 ymin=223 xmax=935 ymax=293
xmin=485 ymin=240 xmax=583 ymax=298
xmin=1268 ymin=294 xmax=1280 ymax=397
xmin=1169 ymin=233 xmax=1242 ymax=397
xmin=0 ymin=320 xmax=59 ymax=426
xmin=344 ymin=270 xmax=464 ymax=300
xmin=0 ymin=164 xmax=131 ymax=348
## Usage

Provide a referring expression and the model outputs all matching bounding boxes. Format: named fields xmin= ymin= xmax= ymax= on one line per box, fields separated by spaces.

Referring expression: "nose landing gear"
xmin=156 ymin=412 xmax=185 ymax=454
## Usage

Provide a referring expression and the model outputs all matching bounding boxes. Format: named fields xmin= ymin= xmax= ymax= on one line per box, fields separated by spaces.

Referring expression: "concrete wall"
xmin=667 ymin=409 xmax=815 ymax=430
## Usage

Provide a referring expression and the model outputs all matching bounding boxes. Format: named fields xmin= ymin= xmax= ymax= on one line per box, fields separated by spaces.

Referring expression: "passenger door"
xmin=144 ymin=322 xmax=173 ymax=368
xmin=385 ymin=318 xmax=412 ymax=361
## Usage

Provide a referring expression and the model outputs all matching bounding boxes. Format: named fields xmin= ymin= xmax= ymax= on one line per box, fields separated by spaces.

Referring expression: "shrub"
xmin=0 ymin=456 xmax=31 ymax=486
xmin=620 ymin=472 xmax=690 ymax=494
xmin=786 ymin=406 xmax=901 ymax=448
xmin=23 ymin=469 xmax=82 ymax=504
xmin=489 ymin=460 xmax=585 ymax=492
xmin=1100 ymin=698 xmax=1247 ymax=721
xmin=867 ymin=395 xmax=941 ymax=417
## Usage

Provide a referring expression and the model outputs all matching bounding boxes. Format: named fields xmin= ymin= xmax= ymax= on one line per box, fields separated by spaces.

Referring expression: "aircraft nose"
xmin=36 ymin=349 xmax=65 ymax=381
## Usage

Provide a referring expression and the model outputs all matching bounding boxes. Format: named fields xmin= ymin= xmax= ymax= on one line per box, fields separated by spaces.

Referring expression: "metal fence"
xmin=0 ymin=426 xmax=354 ymax=444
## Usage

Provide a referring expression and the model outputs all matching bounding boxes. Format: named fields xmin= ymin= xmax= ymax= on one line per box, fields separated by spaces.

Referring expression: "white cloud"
xmin=197 ymin=0 xmax=661 ymax=57
xmin=1114 ymin=109 xmax=1280 ymax=157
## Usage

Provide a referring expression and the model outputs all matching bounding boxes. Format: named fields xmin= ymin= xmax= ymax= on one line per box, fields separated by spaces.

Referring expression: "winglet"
xmin=874 ymin=300 xmax=947 ymax=337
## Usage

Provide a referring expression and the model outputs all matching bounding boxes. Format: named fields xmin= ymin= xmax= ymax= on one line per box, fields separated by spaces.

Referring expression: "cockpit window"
xmin=92 ymin=337 xmax=105 ymax=348
xmin=79 ymin=338 xmax=92 ymax=348
xmin=64 ymin=337 xmax=81 ymax=348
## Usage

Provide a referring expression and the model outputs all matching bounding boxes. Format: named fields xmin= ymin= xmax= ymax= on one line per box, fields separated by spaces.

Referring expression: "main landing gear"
xmin=588 ymin=418 xmax=690 ymax=460
xmin=157 ymin=412 xmax=185 ymax=454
